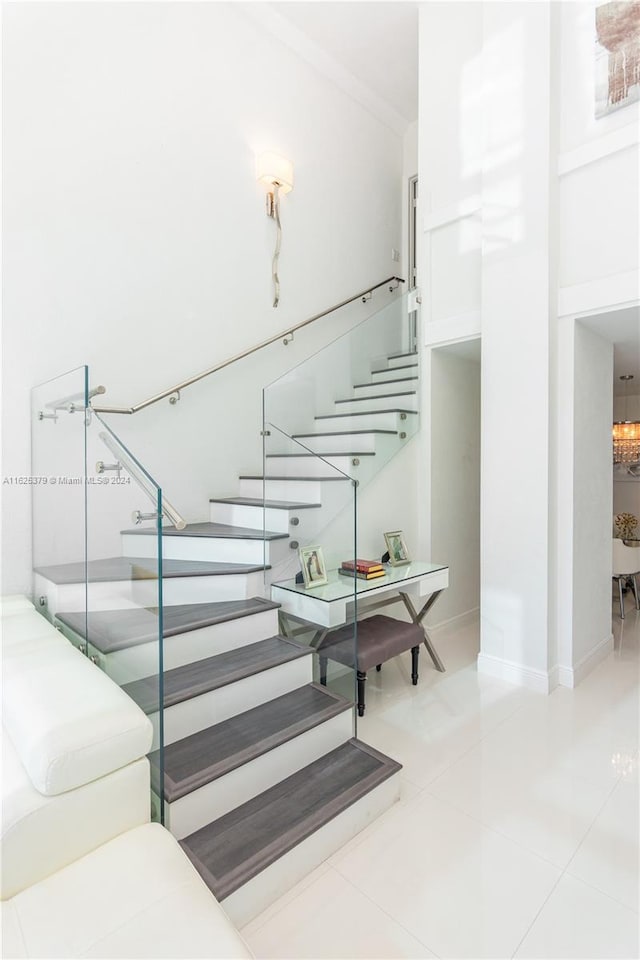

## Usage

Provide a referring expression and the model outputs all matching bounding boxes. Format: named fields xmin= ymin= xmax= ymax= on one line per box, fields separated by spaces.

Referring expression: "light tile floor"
xmin=242 ymin=598 xmax=640 ymax=959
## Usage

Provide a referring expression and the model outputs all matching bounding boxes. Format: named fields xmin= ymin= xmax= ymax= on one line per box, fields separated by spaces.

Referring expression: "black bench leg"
xmin=319 ymin=655 xmax=328 ymax=686
xmin=411 ymin=645 xmax=419 ymax=685
xmin=357 ymin=670 xmax=367 ymax=716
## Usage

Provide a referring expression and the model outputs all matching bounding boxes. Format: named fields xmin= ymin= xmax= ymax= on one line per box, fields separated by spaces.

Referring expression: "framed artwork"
xmin=299 ymin=545 xmax=328 ymax=588
xmin=595 ymin=2 xmax=640 ymax=117
xmin=384 ymin=530 xmax=411 ymax=566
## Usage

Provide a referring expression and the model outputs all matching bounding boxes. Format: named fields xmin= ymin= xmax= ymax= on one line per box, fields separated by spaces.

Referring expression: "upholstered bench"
xmin=317 ymin=615 xmax=424 ymax=716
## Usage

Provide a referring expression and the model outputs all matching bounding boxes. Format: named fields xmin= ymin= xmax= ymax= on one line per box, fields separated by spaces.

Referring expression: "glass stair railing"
xmin=28 ymin=279 xmax=417 ymax=922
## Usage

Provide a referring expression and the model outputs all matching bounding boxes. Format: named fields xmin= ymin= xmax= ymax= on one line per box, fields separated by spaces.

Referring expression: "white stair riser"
xmin=209 ymin=502 xmax=328 ymax=544
xmin=377 ymin=354 xmax=418 ymax=369
xmin=289 ymin=433 xmax=379 ymax=454
xmin=371 ymin=365 xmax=418 ymax=381
xmin=150 ymin=656 xmax=314 ymax=749
xmin=335 ymin=394 xmax=418 ymax=414
xmin=130 ymin=571 xmax=266 ymax=606
xmin=121 ymin=533 xmax=280 ymax=566
xmin=34 ymin=574 xmax=135 ymax=619
xmin=354 ymin=378 xmax=418 ymax=396
xmin=313 ymin=411 xmax=415 ymax=432
xmin=165 ymin=710 xmax=353 ymax=840
xmin=238 ymin=478 xmax=349 ymax=503
xmin=264 ymin=455 xmax=370 ymax=478
xmin=80 ymin=608 xmax=281 ymax=685
xmin=222 ymin=770 xmax=401 ymax=927
xmin=209 ymin=503 xmax=302 ymax=533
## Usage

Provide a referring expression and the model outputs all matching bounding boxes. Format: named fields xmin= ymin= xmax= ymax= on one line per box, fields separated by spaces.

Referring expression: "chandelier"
xmin=613 ymin=374 xmax=640 ymax=465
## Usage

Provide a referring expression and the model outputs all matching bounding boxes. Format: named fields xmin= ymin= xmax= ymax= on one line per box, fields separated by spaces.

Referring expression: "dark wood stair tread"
xmin=292 ymin=429 xmax=397 ymax=439
xmin=386 ymin=351 xmax=418 ymax=360
xmin=122 ymin=635 xmax=311 ymax=713
xmin=372 ymin=363 xmax=418 ymax=373
xmin=353 ymin=376 xmax=418 ymax=388
xmin=180 ymin=738 xmax=401 ymax=901
xmin=55 ymin=598 xmax=279 ymax=654
xmin=239 ymin=475 xmax=350 ymax=482
xmin=121 ymin=521 xmax=288 ymax=541
xmin=315 ymin=409 xmax=418 ymax=420
xmin=265 ymin=451 xmax=375 ymax=458
xmin=35 ymin=556 xmax=269 ymax=585
xmin=335 ymin=392 xmax=416 ymax=404
xmin=151 ymin=684 xmax=352 ymax=802
xmin=209 ymin=497 xmax=321 ymax=509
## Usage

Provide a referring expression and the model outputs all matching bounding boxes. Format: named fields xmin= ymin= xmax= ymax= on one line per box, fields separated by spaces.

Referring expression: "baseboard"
xmin=476 ymin=652 xmax=555 ymax=694
xmin=429 ymin=606 xmax=479 ymax=633
xmin=555 ymin=633 xmax=614 ymax=689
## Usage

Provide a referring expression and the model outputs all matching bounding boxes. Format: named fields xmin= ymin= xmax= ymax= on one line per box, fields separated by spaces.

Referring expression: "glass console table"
xmin=271 ymin=561 xmax=449 ymax=672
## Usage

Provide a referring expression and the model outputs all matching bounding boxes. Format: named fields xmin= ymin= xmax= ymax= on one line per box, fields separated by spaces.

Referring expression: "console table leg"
xmin=399 ymin=590 xmax=446 ymax=673
xmin=411 ymin=645 xmax=419 ymax=685
xmin=357 ymin=670 xmax=367 ymax=716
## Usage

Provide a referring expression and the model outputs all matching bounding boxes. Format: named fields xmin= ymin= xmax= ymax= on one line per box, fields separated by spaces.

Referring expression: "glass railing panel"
xmin=263 ymin=425 xmax=358 ymax=735
xmin=31 ymin=366 xmax=89 ymax=629
xmin=263 ymin=292 xmax=419 ymax=508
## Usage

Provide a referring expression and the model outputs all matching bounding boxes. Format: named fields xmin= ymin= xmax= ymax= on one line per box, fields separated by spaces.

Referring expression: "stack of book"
xmin=338 ymin=559 xmax=386 ymax=581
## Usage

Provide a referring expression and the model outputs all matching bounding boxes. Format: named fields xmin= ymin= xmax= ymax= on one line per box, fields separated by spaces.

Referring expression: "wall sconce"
xmin=257 ymin=152 xmax=294 ymax=308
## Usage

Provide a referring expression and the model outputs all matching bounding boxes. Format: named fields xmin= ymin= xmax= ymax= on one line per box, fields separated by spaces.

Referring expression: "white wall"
xmin=1 ymin=2 xmax=405 ymax=593
xmin=571 ymin=325 xmax=613 ymax=672
xmin=417 ymin=0 xmax=639 ymax=690
xmin=430 ymin=348 xmax=481 ymax=626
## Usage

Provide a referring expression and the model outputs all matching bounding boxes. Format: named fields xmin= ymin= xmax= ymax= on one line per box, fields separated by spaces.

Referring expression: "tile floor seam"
xmin=560 ymin=772 xmax=624 ymax=884
xmin=334 ymin=867 xmax=444 ymax=959
xmin=420 ymin=787 xmax=574 ymax=872
xmin=239 ymin=863 xmax=337 ymax=940
xmin=508 ymin=869 xmax=565 ymax=960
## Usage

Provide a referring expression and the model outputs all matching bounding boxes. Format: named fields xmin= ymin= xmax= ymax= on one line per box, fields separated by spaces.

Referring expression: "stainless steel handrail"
xmin=98 ymin=430 xmax=187 ymax=530
xmin=92 ymin=277 xmax=404 ymax=415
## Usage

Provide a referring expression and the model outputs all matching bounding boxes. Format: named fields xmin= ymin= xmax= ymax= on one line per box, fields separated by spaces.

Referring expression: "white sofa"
xmin=1 ymin=596 xmax=253 ymax=959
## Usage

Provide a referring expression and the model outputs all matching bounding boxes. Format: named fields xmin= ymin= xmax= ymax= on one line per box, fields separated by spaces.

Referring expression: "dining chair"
xmin=612 ymin=538 xmax=640 ymax=619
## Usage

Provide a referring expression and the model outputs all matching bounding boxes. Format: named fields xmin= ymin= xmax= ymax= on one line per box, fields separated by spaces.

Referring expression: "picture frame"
xmin=299 ymin=545 xmax=328 ymax=588
xmin=384 ymin=530 xmax=411 ymax=566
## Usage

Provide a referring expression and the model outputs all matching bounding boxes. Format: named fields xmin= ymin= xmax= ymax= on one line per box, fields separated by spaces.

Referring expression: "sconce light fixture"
xmin=257 ymin=151 xmax=294 ymax=308
xmin=613 ymin=374 xmax=640 ymax=468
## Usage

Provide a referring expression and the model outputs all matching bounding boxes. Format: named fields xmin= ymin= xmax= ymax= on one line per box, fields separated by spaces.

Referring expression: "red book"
xmin=341 ymin=558 xmax=383 ymax=573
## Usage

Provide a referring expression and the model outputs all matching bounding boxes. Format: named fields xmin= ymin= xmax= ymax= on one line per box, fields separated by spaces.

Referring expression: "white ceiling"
xmin=270 ymin=2 xmax=419 ymax=125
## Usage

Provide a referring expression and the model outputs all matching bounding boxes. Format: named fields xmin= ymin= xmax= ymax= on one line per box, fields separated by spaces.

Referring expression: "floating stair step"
xmin=56 ymin=597 xmax=279 ymax=654
xmin=121 ymin=522 xmax=289 ymax=566
xmin=35 ymin=556 xmax=268 ymax=585
xmin=34 ymin=557 xmax=270 ymax=616
xmin=353 ymin=376 xmax=418 ymax=390
xmin=56 ymin=598 xmax=281 ymax=685
xmin=122 ymin=635 xmax=311 ymax=714
xmin=334 ymin=394 xmax=418 ymax=414
xmin=387 ymin=351 xmax=418 ymax=361
xmin=180 ymin=739 xmax=402 ymax=903
xmin=122 ymin=521 xmax=288 ymax=542
xmin=152 ymin=683 xmax=352 ymax=803
xmin=335 ymin=392 xmax=416 ymax=404
xmin=209 ymin=497 xmax=322 ymax=510
xmin=371 ymin=363 xmax=418 ymax=376
xmin=209 ymin=497 xmax=322 ymax=535
xmin=292 ymin=429 xmax=397 ymax=439
xmin=315 ymin=409 xmax=418 ymax=421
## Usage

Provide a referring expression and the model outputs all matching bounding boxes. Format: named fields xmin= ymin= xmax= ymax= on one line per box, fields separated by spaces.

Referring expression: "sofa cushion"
xmin=2 ymin=623 xmax=152 ymax=796
xmin=1 ymin=731 xmax=150 ymax=899
xmin=1 ymin=823 xmax=253 ymax=959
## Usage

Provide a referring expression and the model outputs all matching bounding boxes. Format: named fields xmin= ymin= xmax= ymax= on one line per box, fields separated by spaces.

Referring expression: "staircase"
xmin=35 ymin=347 xmax=417 ymax=926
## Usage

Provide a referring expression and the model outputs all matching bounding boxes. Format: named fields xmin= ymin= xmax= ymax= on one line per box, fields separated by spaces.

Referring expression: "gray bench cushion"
xmin=318 ymin=615 xmax=423 ymax=673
